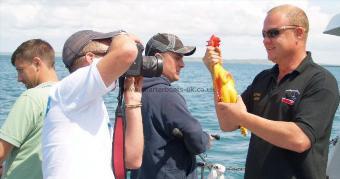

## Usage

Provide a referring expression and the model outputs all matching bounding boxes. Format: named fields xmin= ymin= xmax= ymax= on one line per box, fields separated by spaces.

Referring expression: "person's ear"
xmin=295 ymin=27 xmax=305 ymax=39
xmin=155 ymin=52 xmax=167 ymax=63
xmin=155 ymin=52 xmax=164 ymax=59
xmin=32 ymin=57 xmax=42 ymax=70
xmin=84 ymin=52 xmax=95 ymax=64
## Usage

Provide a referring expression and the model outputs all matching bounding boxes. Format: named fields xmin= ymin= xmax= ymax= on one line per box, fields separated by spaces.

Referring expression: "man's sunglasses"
xmin=262 ymin=25 xmax=299 ymax=38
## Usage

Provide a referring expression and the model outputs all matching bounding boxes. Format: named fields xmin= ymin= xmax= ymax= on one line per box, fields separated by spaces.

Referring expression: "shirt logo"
xmin=281 ymin=89 xmax=300 ymax=105
xmin=253 ymin=92 xmax=261 ymax=101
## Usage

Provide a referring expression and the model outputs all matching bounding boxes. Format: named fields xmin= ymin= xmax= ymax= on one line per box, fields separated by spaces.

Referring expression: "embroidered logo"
xmin=253 ymin=92 xmax=261 ymax=101
xmin=281 ymin=89 xmax=300 ymax=105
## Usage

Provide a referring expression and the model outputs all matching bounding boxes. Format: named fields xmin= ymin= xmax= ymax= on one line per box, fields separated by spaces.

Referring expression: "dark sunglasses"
xmin=262 ymin=25 xmax=299 ymax=38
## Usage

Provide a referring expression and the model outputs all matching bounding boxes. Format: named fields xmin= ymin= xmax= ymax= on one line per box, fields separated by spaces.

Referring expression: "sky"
xmin=0 ymin=0 xmax=340 ymax=65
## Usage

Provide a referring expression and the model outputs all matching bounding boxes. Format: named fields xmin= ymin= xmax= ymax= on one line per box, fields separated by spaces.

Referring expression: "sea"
xmin=0 ymin=55 xmax=339 ymax=179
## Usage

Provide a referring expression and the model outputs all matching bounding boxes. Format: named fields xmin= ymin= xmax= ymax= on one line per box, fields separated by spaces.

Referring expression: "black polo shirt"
xmin=241 ymin=52 xmax=339 ymax=179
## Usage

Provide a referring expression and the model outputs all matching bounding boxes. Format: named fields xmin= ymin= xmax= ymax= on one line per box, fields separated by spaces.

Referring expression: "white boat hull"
xmin=327 ymin=138 xmax=340 ymax=179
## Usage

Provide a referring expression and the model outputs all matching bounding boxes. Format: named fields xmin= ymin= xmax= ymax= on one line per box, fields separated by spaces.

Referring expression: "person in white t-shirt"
xmin=42 ymin=30 xmax=144 ymax=179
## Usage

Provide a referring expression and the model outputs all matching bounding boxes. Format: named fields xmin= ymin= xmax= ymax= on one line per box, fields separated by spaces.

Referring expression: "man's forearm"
xmin=239 ymin=112 xmax=311 ymax=153
xmin=124 ymin=107 xmax=143 ymax=169
xmin=0 ymin=139 xmax=13 ymax=163
xmin=97 ymin=34 xmax=138 ymax=87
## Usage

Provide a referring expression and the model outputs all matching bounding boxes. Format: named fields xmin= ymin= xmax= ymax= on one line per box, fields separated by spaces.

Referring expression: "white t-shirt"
xmin=42 ymin=58 xmax=116 ymax=179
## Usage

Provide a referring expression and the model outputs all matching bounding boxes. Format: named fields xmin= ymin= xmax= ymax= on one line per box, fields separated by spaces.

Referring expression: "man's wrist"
xmin=125 ymin=103 xmax=142 ymax=108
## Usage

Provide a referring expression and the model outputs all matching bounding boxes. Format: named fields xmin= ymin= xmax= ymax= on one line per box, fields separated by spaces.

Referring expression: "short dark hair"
xmin=11 ymin=39 xmax=55 ymax=68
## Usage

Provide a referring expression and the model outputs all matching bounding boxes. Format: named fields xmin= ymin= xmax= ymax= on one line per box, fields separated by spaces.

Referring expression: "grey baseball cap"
xmin=145 ymin=33 xmax=196 ymax=56
xmin=62 ymin=30 xmax=124 ymax=69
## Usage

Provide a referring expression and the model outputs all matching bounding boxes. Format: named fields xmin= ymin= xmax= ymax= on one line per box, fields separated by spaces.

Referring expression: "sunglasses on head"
xmin=262 ymin=25 xmax=299 ymax=38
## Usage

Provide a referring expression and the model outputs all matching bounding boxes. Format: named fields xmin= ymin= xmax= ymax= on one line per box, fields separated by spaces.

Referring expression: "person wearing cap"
xmin=42 ymin=30 xmax=144 ymax=179
xmin=130 ymin=33 xmax=211 ymax=179
xmin=204 ymin=5 xmax=339 ymax=179
xmin=0 ymin=39 xmax=58 ymax=179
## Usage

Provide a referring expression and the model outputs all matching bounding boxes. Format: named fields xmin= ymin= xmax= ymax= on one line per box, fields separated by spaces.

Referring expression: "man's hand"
xmin=202 ymin=46 xmax=222 ymax=73
xmin=111 ymin=32 xmax=142 ymax=49
xmin=124 ymin=76 xmax=143 ymax=105
xmin=217 ymin=96 xmax=247 ymax=123
xmin=215 ymin=96 xmax=246 ymax=131
xmin=125 ymin=33 xmax=142 ymax=45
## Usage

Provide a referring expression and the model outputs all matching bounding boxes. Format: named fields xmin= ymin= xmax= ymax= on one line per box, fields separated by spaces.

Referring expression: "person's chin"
xmin=171 ymin=76 xmax=180 ymax=82
xmin=175 ymin=75 xmax=180 ymax=81
xmin=268 ymin=56 xmax=277 ymax=64
xmin=267 ymin=53 xmax=275 ymax=61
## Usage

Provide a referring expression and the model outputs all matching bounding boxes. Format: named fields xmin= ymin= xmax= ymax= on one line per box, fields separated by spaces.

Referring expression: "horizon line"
xmin=1 ymin=52 xmax=339 ymax=67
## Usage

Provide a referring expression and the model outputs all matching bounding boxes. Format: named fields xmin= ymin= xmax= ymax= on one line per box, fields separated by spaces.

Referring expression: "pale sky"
xmin=1 ymin=0 xmax=340 ymax=65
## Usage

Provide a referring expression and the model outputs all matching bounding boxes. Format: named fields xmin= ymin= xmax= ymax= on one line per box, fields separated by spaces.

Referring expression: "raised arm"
xmin=97 ymin=34 xmax=139 ymax=87
xmin=202 ymin=47 xmax=239 ymax=131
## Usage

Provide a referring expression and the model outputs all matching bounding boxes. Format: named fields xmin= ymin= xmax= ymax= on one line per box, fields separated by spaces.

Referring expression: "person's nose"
xmin=179 ymin=58 xmax=184 ymax=68
xmin=263 ymin=37 xmax=267 ymax=45
xmin=17 ymin=74 xmax=23 ymax=82
xmin=263 ymin=36 xmax=272 ymax=46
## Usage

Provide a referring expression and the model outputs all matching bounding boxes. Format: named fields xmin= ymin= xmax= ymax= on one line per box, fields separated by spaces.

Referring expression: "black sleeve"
xmin=295 ymin=72 xmax=339 ymax=145
xmin=242 ymin=84 xmax=253 ymax=112
xmin=161 ymin=91 xmax=210 ymax=155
